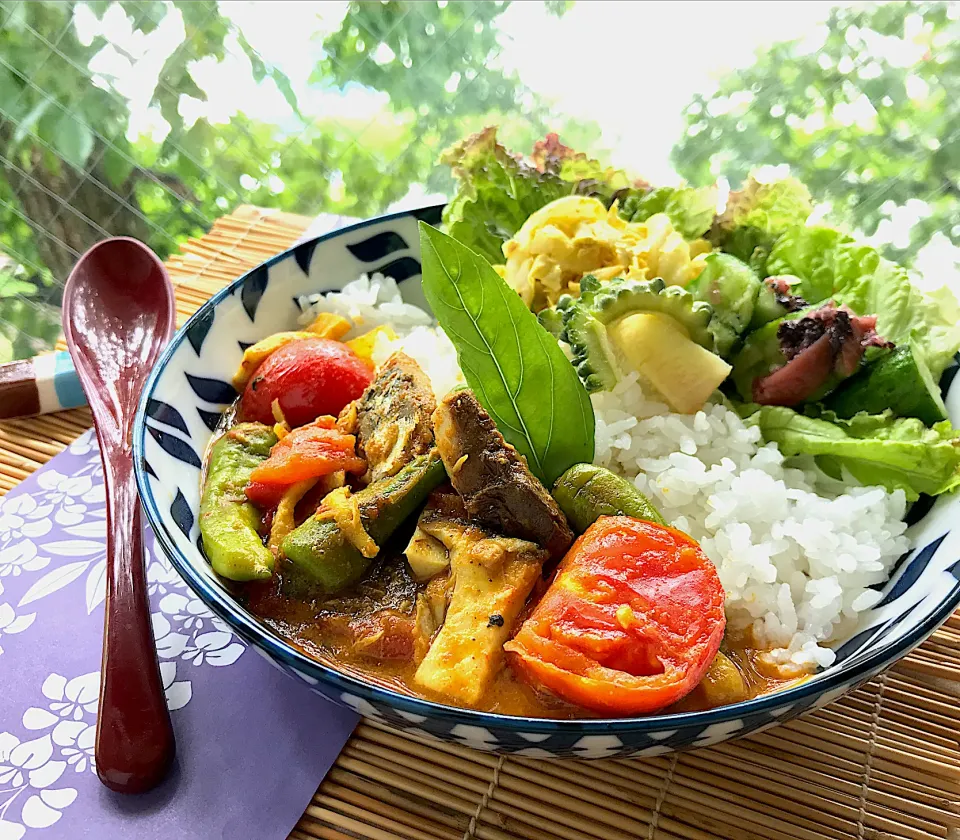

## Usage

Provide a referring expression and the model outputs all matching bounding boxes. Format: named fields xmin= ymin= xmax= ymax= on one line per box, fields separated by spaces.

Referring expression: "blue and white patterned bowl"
xmin=133 ymin=205 xmax=960 ymax=758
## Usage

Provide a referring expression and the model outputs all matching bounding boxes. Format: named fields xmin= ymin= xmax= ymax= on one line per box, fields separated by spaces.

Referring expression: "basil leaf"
xmin=419 ymin=222 xmax=595 ymax=486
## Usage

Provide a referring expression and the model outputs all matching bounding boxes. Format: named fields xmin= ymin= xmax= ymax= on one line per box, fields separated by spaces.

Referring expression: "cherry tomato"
xmin=505 ymin=515 xmax=725 ymax=715
xmin=239 ymin=337 xmax=372 ymax=428
xmin=244 ymin=417 xmax=365 ymax=508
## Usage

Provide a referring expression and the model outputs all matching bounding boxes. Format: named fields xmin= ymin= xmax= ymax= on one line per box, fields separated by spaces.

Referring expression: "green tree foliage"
xmin=0 ymin=0 xmax=288 ymax=357
xmin=315 ymin=0 xmax=591 ymax=198
xmin=0 ymin=0 xmax=592 ymax=361
xmin=672 ymin=2 xmax=959 ymax=267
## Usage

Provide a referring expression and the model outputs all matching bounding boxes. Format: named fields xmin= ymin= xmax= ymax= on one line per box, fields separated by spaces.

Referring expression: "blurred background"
xmin=0 ymin=0 xmax=957 ymax=361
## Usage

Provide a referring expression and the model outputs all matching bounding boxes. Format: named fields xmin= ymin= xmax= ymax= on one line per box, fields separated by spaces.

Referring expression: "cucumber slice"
xmin=824 ymin=345 xmax=947 ymax=426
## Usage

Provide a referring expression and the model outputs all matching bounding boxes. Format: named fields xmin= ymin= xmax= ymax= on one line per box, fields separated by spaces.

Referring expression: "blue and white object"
xmin=0 ymin=351 xmax=86 ymax=418
xmin=132 ymin=205 xmax=960 ymax=758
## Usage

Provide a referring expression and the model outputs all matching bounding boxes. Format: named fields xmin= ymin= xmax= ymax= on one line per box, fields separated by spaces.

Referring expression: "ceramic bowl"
xmin=133 ymin=205 xmax=960 ymax=758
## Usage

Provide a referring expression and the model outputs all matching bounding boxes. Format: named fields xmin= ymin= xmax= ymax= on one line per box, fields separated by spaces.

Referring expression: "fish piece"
xmin=314 ymin=574 xmax=451 ymax=663
xmin=305 ymin=553 xmax=425 ymax=662
xmin=433 ymin=390 xmax=574 ymax=559
xmin=355 ymin=352 xmax=437 ymax=483
xmin=346 ymin=611 xmax=420 ymax=661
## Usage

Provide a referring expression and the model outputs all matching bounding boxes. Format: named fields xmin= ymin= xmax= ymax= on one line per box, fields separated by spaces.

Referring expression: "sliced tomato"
xmin=244 ymin=417 xmax=365 ymax=508
xmin=504 ymin=515 xmax=725 ymax=715
xmin=244 ymin=480 xmax=288 ymax=510
xmin=239 ymin=337 xmax=373 ymax=428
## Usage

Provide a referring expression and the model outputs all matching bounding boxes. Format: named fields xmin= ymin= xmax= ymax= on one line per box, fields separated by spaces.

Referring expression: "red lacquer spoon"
xmin=62 ymin=238 xmax=176 ymax=794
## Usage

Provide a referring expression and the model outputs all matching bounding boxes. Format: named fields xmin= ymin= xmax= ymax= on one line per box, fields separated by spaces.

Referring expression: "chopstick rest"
xmin=0 ymin=351 xmax=85 ymax=419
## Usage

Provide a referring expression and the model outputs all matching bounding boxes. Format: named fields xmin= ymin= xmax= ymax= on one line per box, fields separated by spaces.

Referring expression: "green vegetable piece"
xmin=618 ymin=184 xmax=717 ymax=240
xmin=709 ymin=175 xmax=813 ymax=275
xmin=559 ymin=275 xmax=715 ymax=392
xmin=824 ymin=346 xmax=947 ymax=427
xmin=552 ymin=463 xmax=666 ymax=533
xmin=282 ymin=452 xmax=447 ymax=593
xmin=690 ymin=253 xmax=762 ymax=357
xmin=537 ymin=307 xmax=565 ymax=340
xmin=750 ymin=275 xmax=802 ymax=330
xmin=200 ymin=423 xmax=278 ymax=582
xmin=765 ymin=226 xmax=849 ymax=303
xmin=419 ymin=221 xmax=595 ymax=487
xmin=730 ymin=317 xmax=785 ymax=401
xmin=747 ymin=405 xmax=960 ymax=501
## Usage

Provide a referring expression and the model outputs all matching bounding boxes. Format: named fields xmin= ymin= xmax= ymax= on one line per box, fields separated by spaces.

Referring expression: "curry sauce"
xmin=240 ymin=548 xmax=804 ymax=718
xmin=210 ymin=343 xmax=808 ymax=719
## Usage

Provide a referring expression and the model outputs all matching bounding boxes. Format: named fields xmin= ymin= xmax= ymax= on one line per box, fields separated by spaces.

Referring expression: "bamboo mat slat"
xmin=5 ymin=205 xmax=958 ymax=840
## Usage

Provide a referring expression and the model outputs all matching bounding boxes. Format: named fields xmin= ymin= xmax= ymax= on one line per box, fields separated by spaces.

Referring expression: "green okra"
xmin=199 ymin=422 xmax=278 ymax=581
xmin=552 ymin=462 xmax=666 ymax=533
xmin=282 ymin=451 xmax=446 ymax=594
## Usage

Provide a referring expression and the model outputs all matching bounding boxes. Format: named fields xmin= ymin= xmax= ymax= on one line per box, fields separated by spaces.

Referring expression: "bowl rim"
xmin=134 ymin=204 xmax=960 ymax=734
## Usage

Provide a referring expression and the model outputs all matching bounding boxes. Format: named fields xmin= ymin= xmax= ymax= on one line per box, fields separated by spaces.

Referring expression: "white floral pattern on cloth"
xmin=1 ymin=429 xmax=247 ymax=670
xmin=1 ymin=430 xmax=246 ymax=671
xmin=0 ymin=664 xmax=195 ymax=837
xmin=0 ymin=429 xmax=280 ymax=837
xmin=22 ymin=674 xmax=99 ymax=776
xmin=0 ymin=594 xmax=35 ymax=658
xmin=1 ymin=432 xmax=106 ymax=620
xmin=0 ymin=673 xmax=97 ymax=837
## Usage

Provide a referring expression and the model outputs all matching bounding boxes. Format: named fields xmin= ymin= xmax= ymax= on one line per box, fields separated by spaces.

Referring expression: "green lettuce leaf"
xmin=440 ymin=128 xmax=630 ymax=265
xmin=440 ymin=127 xmax=571 ymax=265
xmin=710 ymin=175 xmax=813 ymax=274
xmin=767 ymin=227 xmax=960 ymax=377
xmin=907 ymin=285 xmax=960 ymax=379
xmin=748 ymin=405 xmax=960 ymax=501
xmin=530 ymin=132 xmax=631 ymax=196
xmin=619 ymin=185 xmax=717 ymax=240
xmin=764 ymin=226 xmax=850 ymax=301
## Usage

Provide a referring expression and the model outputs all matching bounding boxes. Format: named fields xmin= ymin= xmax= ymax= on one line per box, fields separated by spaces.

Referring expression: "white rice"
xmin=591 ymin=374 xmax=909 ymax=668
xmin=302 ymin=274 xmax=912 ymax=669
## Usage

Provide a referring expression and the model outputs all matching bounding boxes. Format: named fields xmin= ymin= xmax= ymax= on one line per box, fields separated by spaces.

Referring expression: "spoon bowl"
xmin=62 ymin=237 xmax=176 ymax=794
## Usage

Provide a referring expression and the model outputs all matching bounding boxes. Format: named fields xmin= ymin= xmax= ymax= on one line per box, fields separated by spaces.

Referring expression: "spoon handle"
xmin=95 ymin=451 xmax=175 ymax=793
xmin=0 ymin=352 xmax=85 ymax=419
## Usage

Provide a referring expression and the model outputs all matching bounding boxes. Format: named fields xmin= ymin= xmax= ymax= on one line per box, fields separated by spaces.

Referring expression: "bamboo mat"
xmin=3 ymin=206 xmax=959 ymax=840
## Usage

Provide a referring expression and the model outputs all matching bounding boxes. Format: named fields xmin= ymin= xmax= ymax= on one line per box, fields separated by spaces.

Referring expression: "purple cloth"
xmin=0 ymin=430 xmax=358 ymax=840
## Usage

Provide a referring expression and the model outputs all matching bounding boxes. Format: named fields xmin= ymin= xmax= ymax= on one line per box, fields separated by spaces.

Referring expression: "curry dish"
xmin=239 ymin=548 xmax=803 ymax=718
xmin=195 ymin=131 xmax=960 ymax=716
xmin=201 ymin=312 xmax=804 ymax=718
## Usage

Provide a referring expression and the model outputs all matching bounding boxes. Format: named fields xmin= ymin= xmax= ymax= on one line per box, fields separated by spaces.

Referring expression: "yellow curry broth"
xmin=241 ymin=561 xmax=804 ymax=718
